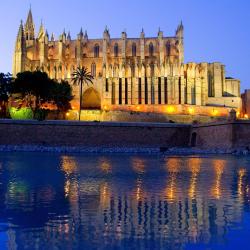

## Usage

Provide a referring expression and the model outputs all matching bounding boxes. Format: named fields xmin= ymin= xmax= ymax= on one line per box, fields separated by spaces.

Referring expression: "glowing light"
xmin=244 ymin=114 xmax=249 ymax=119
xmin=236 ymin=111 xmax=240 ymax=117
xmin=238 ymin=168 xmax=247 ymax=198
xmin=211 ymin=159 xmax=225 ymax=199
xmin=72 ymin=106 xmax=75 ymax=110
xmin=212 ymin=109 xmax=218 ymax=116
xmin=188 ymin=107 xmax=195 ymax=115
xmin=136 ymin=106 xmax=140 ymax=111
xmin=66 ymin=112 xmax=70 ymax=117
xmin=166 ymin=106 xmax=175 ymax=114
xmin=103 ymin=105 xmax=108 ymax=111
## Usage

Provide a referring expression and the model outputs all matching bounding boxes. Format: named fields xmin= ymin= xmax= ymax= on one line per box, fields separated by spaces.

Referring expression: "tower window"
xmin=132 ymin=43 xmax=137 ymax=57
xmin=114 ymin=43 xmax=119 ymax=57
xmin=91 ymin=63 xmax=96 ymax=77
xmin=149 ymin=42 xmax=154 ymax=57
xmin=94 ymin=44 xmax=99 ymax=57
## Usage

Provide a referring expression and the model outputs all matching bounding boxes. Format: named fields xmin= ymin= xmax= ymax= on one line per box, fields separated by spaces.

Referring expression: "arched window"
xmin=94 ymin=44 xmax=99 ymax=57
xmin=91 ymin=63 xmax=96 ymax=77
xmin=166 ymin=42 xmax=171 ymax=56
xmin=114 ymin=43 xmax=119 ymax=57
xmin=132 ymin=43 xmax=137 ymax=57
xmin=149 ymin=42 xmax=154 ymax=57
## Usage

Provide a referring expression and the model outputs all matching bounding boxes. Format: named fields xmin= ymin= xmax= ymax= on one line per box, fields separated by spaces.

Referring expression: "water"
xmin=0 ymin=152 xmax=250 ymax=250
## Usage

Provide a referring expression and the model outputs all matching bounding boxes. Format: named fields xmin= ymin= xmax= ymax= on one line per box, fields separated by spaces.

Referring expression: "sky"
xmin=0 ymin=0 xmax=249 ymax=91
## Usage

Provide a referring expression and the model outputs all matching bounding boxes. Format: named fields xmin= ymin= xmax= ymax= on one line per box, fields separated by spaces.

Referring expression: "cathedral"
xmin=13 ymin=9 xmax=241 ymax=117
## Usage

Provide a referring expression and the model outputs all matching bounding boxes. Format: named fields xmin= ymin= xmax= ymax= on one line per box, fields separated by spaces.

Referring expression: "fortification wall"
xmin=0 ymin=120 xmax=191 ymax=148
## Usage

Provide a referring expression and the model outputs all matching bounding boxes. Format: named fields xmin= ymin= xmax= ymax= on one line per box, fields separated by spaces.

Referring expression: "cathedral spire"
xmin=15 ymin=20 xmax=26 ymax=50
xmin=140 ymin=28 xmax=145 ymax=39
xmin=25 ymin=7 xmax=35 ymax=40
xmin=78 ymin=27 xmax=83 ymax=40
xmin=51 ymin=32 xmax=55 ymax=42
xmin=67 ymin=31 xmax=71 ymax=41
xmin=38 ymin=20 xmax=45 ymax=40
xmin=176 ymin=21 xmax=184 ymax=38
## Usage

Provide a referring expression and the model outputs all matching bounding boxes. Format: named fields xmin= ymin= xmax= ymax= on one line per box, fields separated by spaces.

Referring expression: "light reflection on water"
xmin=0 ymin=152 xmax=250 ymax=250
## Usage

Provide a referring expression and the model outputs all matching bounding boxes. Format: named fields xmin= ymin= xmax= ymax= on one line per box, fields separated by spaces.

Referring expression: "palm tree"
xmin=72 ymin=66 xmax=93 ymax=121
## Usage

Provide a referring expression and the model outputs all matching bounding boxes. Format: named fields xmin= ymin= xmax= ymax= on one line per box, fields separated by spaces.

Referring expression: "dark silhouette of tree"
xmin=12 ymin=71 xmax=73 ymax=120
xmin=0 ymin=73 xmax=12 ymax=117
xmin=72 ymin=66 xmax=93 ymax=121
xmin=50 ymin=80 xmax=73 ymax=112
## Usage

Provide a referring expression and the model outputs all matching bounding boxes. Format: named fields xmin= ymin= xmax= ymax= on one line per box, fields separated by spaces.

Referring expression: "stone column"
xmin=195 ymin=77 xmax=202 ymax=106
xmin=174 ymin=77 xmax=179 ymax=104
xmin=128 ymin=77 xmax=132 ymax=104
xmin=115 ymin=78 xmax=119 ymax=105
xmin=167 ymin=76 xmax=172 ymax=104
xmin=161 ymin=76 xmax=165 ymax=104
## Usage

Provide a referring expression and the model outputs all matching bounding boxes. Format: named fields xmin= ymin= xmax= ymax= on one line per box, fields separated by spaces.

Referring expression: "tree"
xmin=0 ymin=73 xmax=12 ymax=117
xmin=12 ymin=71 xmax=73 ymax=120
xmin=50 ymin=80 xmax=73 ymax=112
xmin=71 ymin=66 xmax=93 ymax=121
xmin=12 ymin=71 xmax=52 ymax=112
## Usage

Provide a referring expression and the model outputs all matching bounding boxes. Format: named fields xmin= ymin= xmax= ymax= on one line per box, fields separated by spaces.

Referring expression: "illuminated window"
xmin=132 ymin=43 xmax=137 ymax=57
xmin=94 ymin=44 xmax=99 ymax=57
xmin=149 ymin=42 xmax=154 ymax=57
xmin=114 ymin=43 xmax=119 ymax=57
xmin=91 ymin=63 xmax=96 ymax=77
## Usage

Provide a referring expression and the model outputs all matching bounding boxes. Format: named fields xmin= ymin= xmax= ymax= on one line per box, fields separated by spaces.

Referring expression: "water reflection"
xmin=0 ymin=153 xmax=250 ymax=249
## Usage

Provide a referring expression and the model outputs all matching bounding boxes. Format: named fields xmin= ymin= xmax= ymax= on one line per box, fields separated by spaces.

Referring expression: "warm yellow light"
xmin=103 ymin=105 xmax=108 ymax=111
xmin=66 ymin=112 xmax=70 ymax=117
xmin=166 ymin=106 xmax=175 ymax=114
xmin=244 ymin=114 xmax=249 ymax=119
xmin=136 ymin=106 xmax=140 ymax=111
xmin=188 ymin=107 xmax=194 ymax=115
xmin=236 ymin=111 xmax=240 ymax=117
xmin=72 ymin=106 xmax=75 ymax=110
xmin=212 ymin=109 xmax=218 ymax=116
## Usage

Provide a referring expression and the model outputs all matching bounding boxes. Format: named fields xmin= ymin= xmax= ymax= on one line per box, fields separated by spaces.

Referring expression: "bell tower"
xmin=13 ymin=20 xmax=27 ymax=77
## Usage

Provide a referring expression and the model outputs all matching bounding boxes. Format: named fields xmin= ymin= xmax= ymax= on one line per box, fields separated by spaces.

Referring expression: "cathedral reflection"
xmin=0 ymin=154 xmax=249 ymax=249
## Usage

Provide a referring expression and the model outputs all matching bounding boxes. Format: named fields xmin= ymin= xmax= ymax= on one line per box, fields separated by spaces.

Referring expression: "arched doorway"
xmin=82 ymin=87 xmax=101 ymax=110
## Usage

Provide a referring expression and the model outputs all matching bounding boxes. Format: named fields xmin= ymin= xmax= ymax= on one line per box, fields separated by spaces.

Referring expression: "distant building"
xmin=13 ymin=9 xmax=241 ymax=117
xmin=241 ymin=90 xmax=250 ymax=118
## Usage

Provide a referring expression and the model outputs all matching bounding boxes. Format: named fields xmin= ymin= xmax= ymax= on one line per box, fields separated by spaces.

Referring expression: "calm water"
xmin=0 ymin=152 xmax=250 ymax=250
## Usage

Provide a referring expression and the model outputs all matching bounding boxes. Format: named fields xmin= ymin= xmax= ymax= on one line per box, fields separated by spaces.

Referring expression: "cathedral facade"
xmin=13 ymin=9 xmax=241 ymax=116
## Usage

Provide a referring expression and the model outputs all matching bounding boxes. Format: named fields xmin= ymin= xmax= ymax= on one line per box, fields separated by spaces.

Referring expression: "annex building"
xmin=13 ymin=9 xmax=241 ymax=119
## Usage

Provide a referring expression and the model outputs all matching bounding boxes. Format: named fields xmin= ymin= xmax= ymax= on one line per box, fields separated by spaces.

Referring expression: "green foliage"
xmin=9 ymin=107 xmax=33 ymax=120
xmin=11 ymin=71 xmax=73 ymax=120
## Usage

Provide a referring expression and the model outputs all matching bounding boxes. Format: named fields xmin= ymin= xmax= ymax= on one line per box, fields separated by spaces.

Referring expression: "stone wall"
xmin=1 ymin=119 xmax=250 ymax=151
xmin=0 ymin=120 xmax=191 ymax=148
xmin=193 ymin=121 xmax=250 ymax=150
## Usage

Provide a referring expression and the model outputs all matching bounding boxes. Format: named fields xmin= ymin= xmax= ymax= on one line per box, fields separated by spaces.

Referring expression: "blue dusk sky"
xmin=0 ymin=0 xmax=249 ymax=91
